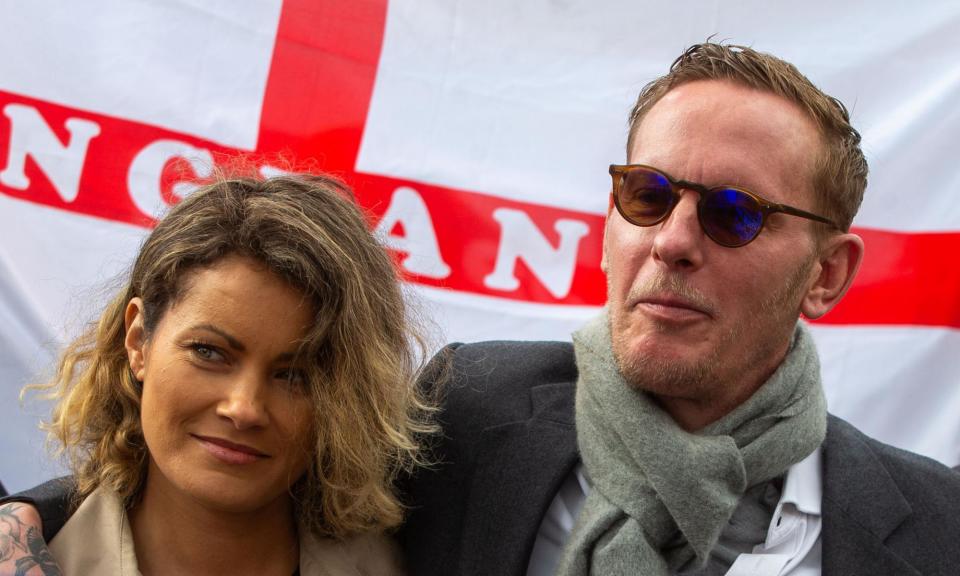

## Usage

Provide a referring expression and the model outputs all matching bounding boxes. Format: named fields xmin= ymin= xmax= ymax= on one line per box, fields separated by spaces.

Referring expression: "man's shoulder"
xmin=431 ymin=340 xmax=577 ymax=426
xmin=401 ymin=342 xmax=579 ymax=574
xmin=822 ymin=416 xmax=960 ymax=572
xmin=824 ymin=415 xmax=960 ymax=557
xmin=868 ymin=434 xmax=960 ymax=489
xmin=442 ymin=340 xmax=576 ymax=384
xmin=825 ymin=415 xmax=960 ymax=494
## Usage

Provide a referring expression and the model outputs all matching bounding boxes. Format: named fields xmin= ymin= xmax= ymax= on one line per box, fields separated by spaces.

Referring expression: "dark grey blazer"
xmin=398 ymin=341 xmax=960 ymax=576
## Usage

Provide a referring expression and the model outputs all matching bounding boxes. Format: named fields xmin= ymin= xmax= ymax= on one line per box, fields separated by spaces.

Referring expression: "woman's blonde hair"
xmin=34 ymin=172 xmax=436 ymax=539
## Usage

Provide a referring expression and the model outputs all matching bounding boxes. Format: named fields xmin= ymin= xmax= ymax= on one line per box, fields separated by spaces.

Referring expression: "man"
xmin=3 ymin=42 xmax=960 ymax=576
xmin=397 ymin=43 xmax=960 ymax=575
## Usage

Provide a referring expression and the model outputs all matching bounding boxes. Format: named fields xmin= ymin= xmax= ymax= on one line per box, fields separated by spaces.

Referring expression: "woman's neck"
xmin=129 ymin=472 xmax=300 ymax=576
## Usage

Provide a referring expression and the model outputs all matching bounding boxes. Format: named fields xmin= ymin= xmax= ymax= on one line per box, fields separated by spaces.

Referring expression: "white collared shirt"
xmin=526 ymin=447 xmax=823 ymax=576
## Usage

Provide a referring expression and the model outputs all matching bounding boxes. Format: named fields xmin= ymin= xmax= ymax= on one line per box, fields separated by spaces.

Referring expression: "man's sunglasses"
xmin=609 ymin=164 xmax=838 ymax=247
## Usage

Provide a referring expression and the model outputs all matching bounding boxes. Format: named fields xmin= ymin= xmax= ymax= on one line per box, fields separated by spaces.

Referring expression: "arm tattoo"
xmin=0 ymin=503 xmax=62 ymax=576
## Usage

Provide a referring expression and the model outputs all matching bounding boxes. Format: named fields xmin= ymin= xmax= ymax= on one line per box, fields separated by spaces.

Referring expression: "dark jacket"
xmin=398 ymin=341 xmax=960 ymax=576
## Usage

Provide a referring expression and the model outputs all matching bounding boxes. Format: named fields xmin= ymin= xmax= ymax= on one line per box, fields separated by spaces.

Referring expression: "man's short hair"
xmin=627 ymin=42 xmax=867 ymax=232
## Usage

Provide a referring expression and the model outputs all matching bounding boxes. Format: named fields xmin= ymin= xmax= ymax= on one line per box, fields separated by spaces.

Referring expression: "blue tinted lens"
xmin=700 ymin=189 xmax=763 ymax=246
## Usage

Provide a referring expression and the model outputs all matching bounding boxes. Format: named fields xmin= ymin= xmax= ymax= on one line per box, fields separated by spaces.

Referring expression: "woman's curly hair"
xmin=32 ymin=172 xmax=437 ymax=539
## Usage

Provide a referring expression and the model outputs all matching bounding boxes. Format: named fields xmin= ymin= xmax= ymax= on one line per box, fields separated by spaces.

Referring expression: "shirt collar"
xmin=777 ymin=445 xmax=823 ymax=516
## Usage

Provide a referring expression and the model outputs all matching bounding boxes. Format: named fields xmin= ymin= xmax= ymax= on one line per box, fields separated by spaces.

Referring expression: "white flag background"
xmin=1 ymin=0 xmax=958 ymax=492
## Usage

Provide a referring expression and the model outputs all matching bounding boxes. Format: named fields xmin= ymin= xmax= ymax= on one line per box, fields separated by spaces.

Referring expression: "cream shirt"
xmin=527 ymin=447 xmax=823 ymax=576
xmin=48 ymin=487 xmax=404 ymax=576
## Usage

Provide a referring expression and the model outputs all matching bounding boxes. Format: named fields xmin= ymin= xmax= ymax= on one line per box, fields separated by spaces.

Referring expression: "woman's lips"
xmin=193 ymin=435 xmax=268 ymax=465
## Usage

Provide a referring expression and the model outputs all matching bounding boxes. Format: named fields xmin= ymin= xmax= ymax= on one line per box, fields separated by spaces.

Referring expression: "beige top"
xmin=48 ymin=487 xmax=404 ymax=576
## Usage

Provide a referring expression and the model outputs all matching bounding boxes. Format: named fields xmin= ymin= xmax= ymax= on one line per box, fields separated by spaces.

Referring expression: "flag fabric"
xmin=1 ymin=0 xmax=958 ymax=492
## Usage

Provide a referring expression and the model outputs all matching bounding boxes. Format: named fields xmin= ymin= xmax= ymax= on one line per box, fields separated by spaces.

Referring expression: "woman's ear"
xmin=125 ymin=297 xmax=147 ymax=381
xmin=801 ymin=232 xmax=865 ymax=320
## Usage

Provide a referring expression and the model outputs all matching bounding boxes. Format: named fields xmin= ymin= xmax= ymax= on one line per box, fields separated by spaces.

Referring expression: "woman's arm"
xmin=0 ymin=502 xmax=61 ymax=576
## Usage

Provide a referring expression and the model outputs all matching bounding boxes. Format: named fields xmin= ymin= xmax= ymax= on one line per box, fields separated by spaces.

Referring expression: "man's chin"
xmin=613 ymin=336 xmax=712 ymax=392
xmin=616 ymin=324 xmax=708 ymax=360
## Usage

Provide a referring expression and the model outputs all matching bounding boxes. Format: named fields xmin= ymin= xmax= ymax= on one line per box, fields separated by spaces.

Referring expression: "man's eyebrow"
xmin=189 ymin=324 xmax=245 ymax=352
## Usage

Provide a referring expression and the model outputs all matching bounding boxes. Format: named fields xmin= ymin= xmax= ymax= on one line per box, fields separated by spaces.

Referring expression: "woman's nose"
xmin=215 ymin=372 xmax=270 ymax=430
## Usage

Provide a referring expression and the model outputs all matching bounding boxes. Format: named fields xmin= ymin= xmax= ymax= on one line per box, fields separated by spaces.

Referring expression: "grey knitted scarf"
xmin=556 ymin=312 xmax=826 ymax=575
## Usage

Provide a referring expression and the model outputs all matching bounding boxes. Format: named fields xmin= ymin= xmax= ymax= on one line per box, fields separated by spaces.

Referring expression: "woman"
xmin=2 ymin=172 xmax=434 ymax=575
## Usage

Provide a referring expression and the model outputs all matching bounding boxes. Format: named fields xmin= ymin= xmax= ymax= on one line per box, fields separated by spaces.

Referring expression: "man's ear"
xmin=801 ymin=232 xmax=864 ymax=319
xmin=124 ymin=297 xmax=148 ymax=381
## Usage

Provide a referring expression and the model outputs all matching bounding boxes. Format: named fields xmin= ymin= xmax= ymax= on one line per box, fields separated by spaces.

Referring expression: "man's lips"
xmin=192 ymin=434 xmax=269 ymax=465
xmin=633 ymin=295 xmax=712 ymax=321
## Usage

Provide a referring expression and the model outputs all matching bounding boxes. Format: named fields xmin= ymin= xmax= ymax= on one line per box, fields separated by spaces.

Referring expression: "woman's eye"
xmin=189 ymin=343 xmax=223 ymax=362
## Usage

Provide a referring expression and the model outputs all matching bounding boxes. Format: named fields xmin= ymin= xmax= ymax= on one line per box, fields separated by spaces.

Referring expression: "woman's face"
xmin=125 ymin=254 xmax=316 ymax=515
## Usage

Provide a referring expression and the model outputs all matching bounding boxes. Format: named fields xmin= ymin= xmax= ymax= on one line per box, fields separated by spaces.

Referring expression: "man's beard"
xmin=609 ymin=255 xmax=815 ymax=404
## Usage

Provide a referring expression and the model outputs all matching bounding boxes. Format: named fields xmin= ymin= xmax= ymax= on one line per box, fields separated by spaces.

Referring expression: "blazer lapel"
xmin=458 ymin=381 xmax=579 ymax=576
xmin=821 ymin=416 xmax=920 ymax=576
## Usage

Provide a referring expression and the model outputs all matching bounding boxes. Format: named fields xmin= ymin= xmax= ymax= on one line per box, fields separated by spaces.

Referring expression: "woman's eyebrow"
xmin=188 ymin=324 xmax=304 ymax=361
xmin=188 ymin=324 xmax=245 ymax=352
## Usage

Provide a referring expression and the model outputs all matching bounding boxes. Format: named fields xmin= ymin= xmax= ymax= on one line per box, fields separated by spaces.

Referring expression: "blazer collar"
xmin=821 ymin=416 xmax=919 ymax=576
xmin=457 ymin=381 xmax=578 ymax=576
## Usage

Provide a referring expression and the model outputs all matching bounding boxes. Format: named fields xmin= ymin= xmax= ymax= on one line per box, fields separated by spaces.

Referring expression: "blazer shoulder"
xmin=828 ymin=416 xmax=960 ymax=496
xmin=866 ymin=432 xmax=960 ymax=510
xmin=825 ymin=415 xmax=960 ymax=556
xmin=419 ymin=341 xmax=576 ymax=444
xmin=444 ymin=340 xmax=576 ymax=389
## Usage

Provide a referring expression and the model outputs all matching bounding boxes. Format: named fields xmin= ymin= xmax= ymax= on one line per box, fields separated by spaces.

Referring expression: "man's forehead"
xmin=628 ymin=80 xmax=820 ymax=195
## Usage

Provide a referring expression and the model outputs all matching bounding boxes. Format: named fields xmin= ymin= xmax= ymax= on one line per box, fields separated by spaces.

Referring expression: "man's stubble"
xmin=609 ymin=252 xmax=816 ymax=406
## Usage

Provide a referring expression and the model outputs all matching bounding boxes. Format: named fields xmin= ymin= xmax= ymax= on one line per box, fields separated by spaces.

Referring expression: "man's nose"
xmin=651 ymin=192 xmax=705 ymax=270
xmin=216 ymin=371 xmax=270 ymax=430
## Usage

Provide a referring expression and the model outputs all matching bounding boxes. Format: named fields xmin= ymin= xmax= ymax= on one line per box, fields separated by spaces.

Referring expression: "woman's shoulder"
xmin=300 ymin=530 xmax=405 ymax=576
